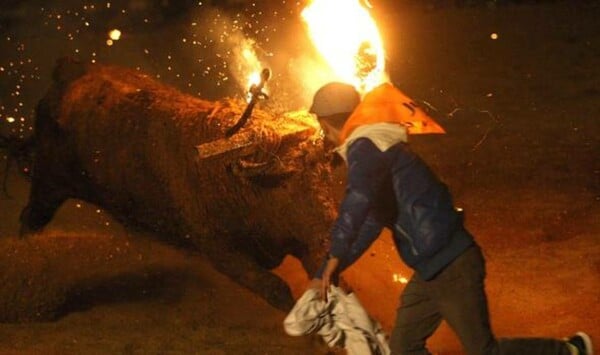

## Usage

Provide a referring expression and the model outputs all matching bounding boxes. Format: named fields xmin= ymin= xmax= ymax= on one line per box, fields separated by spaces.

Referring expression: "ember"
xmin=108 ymin=29 xmax=121 ymax=41
xmin=392 ymin=273 xmax=408 ymax=284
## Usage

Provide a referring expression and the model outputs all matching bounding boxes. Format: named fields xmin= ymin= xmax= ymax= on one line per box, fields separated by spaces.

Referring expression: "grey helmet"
xmin=309 ymin=82 xmax=360 ymax=118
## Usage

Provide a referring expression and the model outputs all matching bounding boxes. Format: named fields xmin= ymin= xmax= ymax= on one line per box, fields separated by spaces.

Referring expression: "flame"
xmin=247 ymin=71 xmax=261 ymax=89
xmin=246 ymin=71 xmax=262 ymax=102
xmin=234 ymin=38 xmax=268 ymax=102
xmin=302 ymin=0 xmax=387 ymax=93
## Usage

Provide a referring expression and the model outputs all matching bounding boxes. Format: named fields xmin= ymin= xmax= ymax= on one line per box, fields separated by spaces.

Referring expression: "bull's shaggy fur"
xmin=19 ymin=58 xmax=338 ymax=312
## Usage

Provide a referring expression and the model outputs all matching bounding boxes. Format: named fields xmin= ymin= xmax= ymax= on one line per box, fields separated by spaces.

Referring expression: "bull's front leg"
xmin=19 ymin=175 xmax=69 ymax=236
xmin=204 ymin=241 xmax=295 ymax=311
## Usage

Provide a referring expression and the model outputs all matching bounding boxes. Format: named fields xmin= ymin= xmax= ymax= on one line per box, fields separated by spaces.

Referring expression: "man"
xmin=308 ymin=82 xmax=593 ymax=355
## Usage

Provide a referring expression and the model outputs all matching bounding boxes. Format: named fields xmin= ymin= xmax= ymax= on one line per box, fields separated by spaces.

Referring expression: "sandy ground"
xmin=0 ymin=1 xmax=599 ymax=354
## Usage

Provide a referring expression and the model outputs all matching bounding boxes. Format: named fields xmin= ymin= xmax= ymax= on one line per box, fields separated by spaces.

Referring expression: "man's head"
xmin=309 ymin=82 xmax=360 ymax=146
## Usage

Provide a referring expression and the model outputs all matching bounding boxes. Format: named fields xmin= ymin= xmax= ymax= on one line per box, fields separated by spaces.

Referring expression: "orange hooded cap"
xmin=339 ymin=83 xmax=445 ymax=143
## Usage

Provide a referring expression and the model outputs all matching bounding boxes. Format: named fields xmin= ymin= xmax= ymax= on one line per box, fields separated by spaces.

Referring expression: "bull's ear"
xmin=229 ymin=156 xmax=297 ymax=188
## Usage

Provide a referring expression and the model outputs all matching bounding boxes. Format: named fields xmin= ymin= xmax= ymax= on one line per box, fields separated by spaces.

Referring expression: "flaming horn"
xmin=196 ymin=68 xmax=276 ymax=160
xmin=195 ymin=67 xmax=318 ymax=162
xmin=226 ymin=68 xmax=271 ymax=137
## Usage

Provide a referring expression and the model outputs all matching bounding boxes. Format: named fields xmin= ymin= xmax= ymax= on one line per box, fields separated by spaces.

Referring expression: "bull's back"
xmin=35 ymin=61 xmax=231 ymax=238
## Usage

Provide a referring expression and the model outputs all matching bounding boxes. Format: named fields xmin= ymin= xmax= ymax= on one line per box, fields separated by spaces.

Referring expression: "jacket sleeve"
xmin=336 ymin=213 xmax=383 ymax=272
xmin=328 ymin=138 xmax=388 ymax=262
xmin=314 ymin=212 xmax=383 ymax=279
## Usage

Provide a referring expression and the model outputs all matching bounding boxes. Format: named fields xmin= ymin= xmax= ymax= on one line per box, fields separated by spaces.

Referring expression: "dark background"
xmin=0 ymin=1 xmax=598 ymax=354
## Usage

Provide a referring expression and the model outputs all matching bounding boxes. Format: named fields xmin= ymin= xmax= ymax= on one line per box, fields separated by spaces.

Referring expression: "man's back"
xmin=350 ymin=139 xmax=473 ymax=279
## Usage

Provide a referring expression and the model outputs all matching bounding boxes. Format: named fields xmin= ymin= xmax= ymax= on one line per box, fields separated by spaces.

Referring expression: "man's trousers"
xmin=389 ymin=244 xmax=571 ymax=355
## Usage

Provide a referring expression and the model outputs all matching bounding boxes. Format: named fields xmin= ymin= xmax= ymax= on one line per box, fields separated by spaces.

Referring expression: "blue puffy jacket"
xmin=316 ymin=138 xmax=473 ymax=281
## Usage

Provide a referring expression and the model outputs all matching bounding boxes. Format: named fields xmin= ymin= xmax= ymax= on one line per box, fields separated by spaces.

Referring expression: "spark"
xmin=108 ymin=29 xmax=121 ymax=41
xmin=392 ymin=273 xmax=408 ymax=284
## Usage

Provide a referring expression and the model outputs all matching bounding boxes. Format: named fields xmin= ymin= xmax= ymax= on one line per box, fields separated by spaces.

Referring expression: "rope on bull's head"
xmin=255 ymin=123 xmax=283 ymax=164
xmin=231 ymin=124 xmax=282 ymax=177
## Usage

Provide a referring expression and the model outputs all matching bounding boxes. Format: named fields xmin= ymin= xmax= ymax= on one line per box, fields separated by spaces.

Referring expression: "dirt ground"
xmin=0 ymin=1 xmax=599 ymax=354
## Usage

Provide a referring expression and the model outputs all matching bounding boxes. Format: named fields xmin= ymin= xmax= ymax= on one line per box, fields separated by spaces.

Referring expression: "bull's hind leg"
xmin=205 ymin=243 xmax=295 ymax=311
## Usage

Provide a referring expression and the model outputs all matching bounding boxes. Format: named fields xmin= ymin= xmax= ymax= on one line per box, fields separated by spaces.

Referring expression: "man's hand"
xmin=320 ymin=256 xmax=340 ymax=302
xmin=306 ymin=257 xmax=340 ymax=302
xmin=307 ymin=278 xmax=322 ymax=291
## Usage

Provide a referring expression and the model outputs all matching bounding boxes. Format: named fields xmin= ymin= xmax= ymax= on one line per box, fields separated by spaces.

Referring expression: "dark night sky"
xmin=0 ymin=0 xmax=584 ymax=141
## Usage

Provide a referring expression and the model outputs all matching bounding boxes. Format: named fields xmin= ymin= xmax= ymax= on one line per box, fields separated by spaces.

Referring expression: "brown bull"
xmin=20 ymin=57 xmax=337 ymax=310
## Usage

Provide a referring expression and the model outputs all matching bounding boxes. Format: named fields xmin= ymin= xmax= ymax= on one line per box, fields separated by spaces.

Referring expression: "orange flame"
xmin=301 ymin=0 xmax=388 ymax=93
xmin=239 ymin=41 xmax=267 ymax=102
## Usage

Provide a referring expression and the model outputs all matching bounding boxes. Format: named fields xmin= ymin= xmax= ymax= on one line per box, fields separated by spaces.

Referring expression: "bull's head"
xmin=196 ymin=109 xmax=333 ymax=184
xmin=195 ymin=109 xmax=339 ymax=276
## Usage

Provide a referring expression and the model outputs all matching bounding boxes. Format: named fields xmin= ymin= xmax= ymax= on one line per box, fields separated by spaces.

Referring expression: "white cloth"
xmin=284 ymin=286 xmax=390 ymax=355
xmin=335 ymin=122 xmax=408 ymax=162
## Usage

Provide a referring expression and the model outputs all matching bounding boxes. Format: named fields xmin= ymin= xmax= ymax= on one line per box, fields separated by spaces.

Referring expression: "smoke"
xmin=186 ymin=5 xmax=265 ymax=99
xmin=184 ymin=2 xmax=335 ymax=111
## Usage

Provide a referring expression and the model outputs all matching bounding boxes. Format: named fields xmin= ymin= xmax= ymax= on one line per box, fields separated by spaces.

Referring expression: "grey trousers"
xmin=389 ymin=245 xmax=570 ymax=355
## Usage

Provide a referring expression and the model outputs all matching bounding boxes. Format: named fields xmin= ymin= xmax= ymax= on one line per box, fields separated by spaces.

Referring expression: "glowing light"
xmin=490 ymin=33 xmax=498 ymax=40
xmin=393 ymin=273 xmax=408 ymax=284
xmin=247 ymin=71 xmax=261 ymax=89
xmin=6 ymin=116 xmax=15 ymax=123
xmin=108 ymin=29 xmax=121 ymax=41
xmin=106 ymin=39 xmax=113 ymax=46
xmin=230 ymin=37 xmax=266 ymax=99
xmin=301 ymin=0 xmax=387 ymax=93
